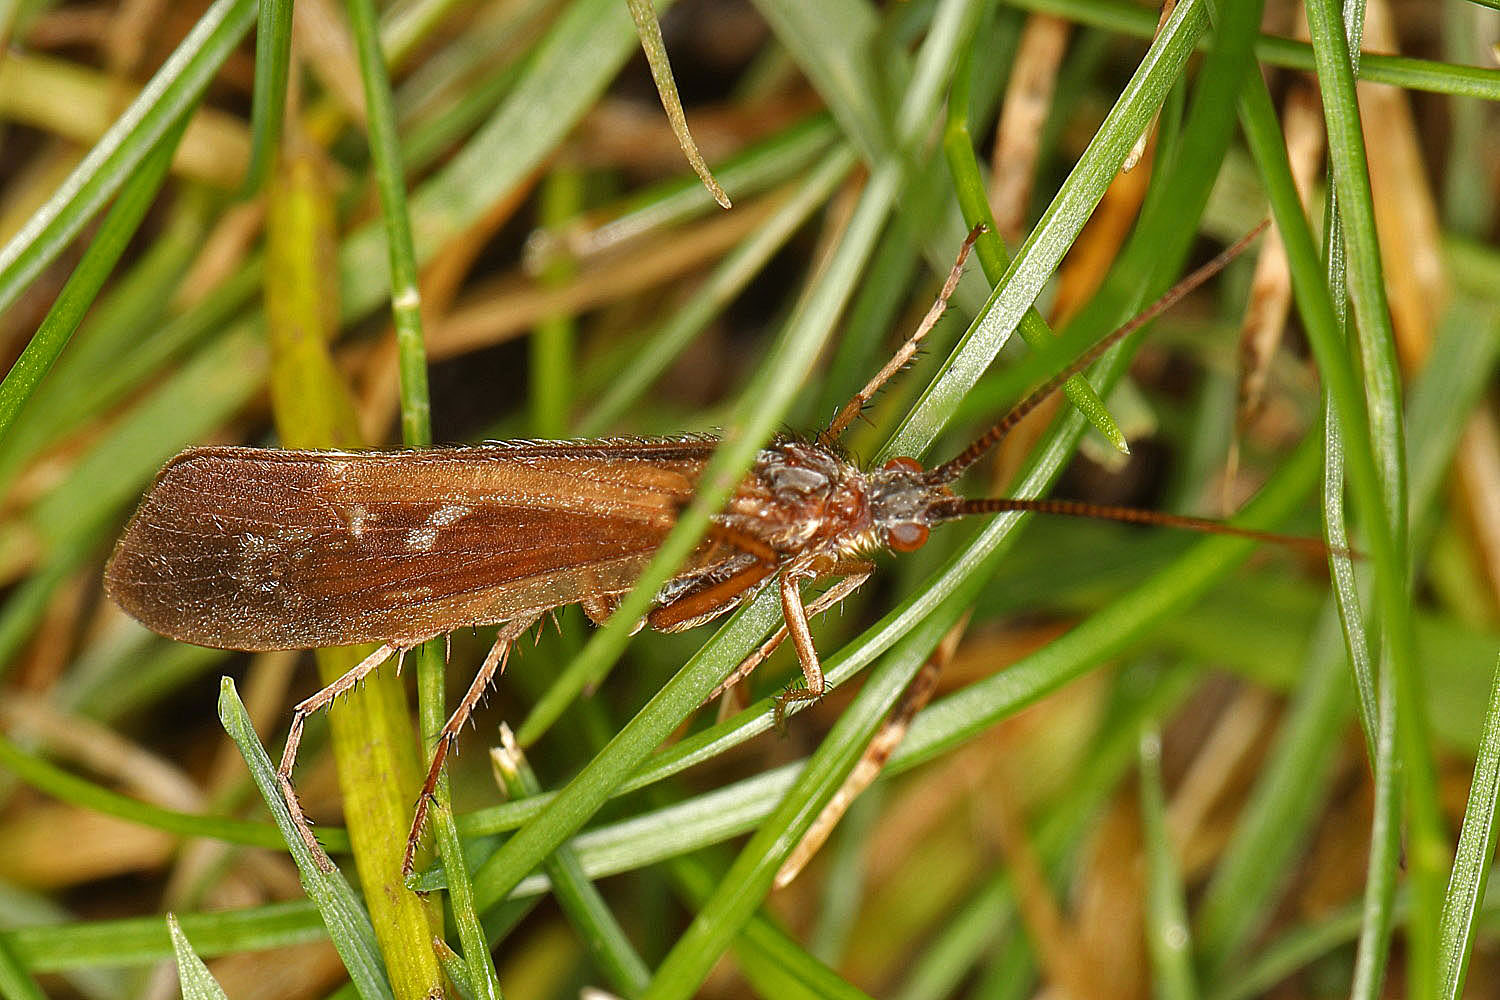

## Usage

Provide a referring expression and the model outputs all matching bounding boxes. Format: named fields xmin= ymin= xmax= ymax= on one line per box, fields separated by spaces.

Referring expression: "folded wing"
xmin=105 ymin=441 xmax=714 ymax=649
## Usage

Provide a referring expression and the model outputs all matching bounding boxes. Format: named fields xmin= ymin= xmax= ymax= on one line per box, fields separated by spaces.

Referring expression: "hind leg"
xmin=277 ymin=642 xmax=404 ymax=871
xmin=403 ymin=615 xmax=540 ymax=876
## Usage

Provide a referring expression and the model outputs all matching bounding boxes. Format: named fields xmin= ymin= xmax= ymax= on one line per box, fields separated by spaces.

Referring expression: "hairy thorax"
xmin=718 ymin=440 xmax=877 ymax=566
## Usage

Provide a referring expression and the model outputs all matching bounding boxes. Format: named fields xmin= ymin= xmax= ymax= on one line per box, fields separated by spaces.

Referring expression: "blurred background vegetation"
xmin=0 ymin=0 xmax=1498 ymax=998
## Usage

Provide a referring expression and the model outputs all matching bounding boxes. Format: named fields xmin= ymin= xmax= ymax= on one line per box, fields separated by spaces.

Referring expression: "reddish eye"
xmin=887 ymin=522 xmax=930 ymax=552
xmin=884 ymin=456 xmax=924 ymax=475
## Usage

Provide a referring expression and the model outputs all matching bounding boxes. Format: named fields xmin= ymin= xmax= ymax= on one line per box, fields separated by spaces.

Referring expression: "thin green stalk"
xmin=264 ymin=148 xmax=443 ymax=1000
xmin=0 ymin=0 xmax=257 ymax=313
xmin=1139 ymin=727 xmax=1197 ymax=1000
xmin=345 ymin=0 xmax=499 ymax=995
xmin=941 ymin=32 xmax=1126 ymax=452
xmin=1229 ymin=33 xmax=1441 ymax=1000
xmin=346 ymin=0 xmax=431 ymax=448
xmin=241 ymin=0 xmax=292 ymax=194
xmin=1436 ymin=656 xmax=1500 ymax=999
xmin=0 ymin=727 xmax=344 ymax=850
xmin=491 ymin=728 xmax=650 ymax=997
xmin=0 ymin=112 xmax=188 ymax=442
xmin=1301 ymin=0 xmax=1444 ymax=989
xmin=1003 ymin=0 xmax=1500 ymax=101
xmin=531 ymin=167 xmax=581 ymax=438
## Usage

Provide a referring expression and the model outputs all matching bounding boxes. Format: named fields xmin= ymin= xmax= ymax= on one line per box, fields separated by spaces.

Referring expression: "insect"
xmin=106 ymin=223 xmax=1305 ymax=875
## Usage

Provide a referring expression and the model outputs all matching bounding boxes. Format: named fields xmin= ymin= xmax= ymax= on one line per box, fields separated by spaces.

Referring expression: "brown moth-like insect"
xmin=107 ymin=223 xmax=1300 ymax=874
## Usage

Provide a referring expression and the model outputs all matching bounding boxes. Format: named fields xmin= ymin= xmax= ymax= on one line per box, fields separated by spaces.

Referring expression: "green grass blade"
xmin=0 ymin=727 xmax=345 ymax=851
xmin=167 ymin=914 xmax=231 ymax=1000
xmin=1 ymin=902 xmax=324 ymax=973
xmin=1301 ymin=0 xmax=1444 ymax=989
xmin=0 ymin=936 xmax=46 ymax=1000
xmin=1193 ymin=609 xmax=1349 ymax=972
xmin=0 ymin=0 xmax=257 ymax=314
xmin=941 ymin=35 xmax=1126 ymax=453
xmin=1004 ymin=0 xmax=1500 ymax=100
xmin=1138 ymin=727 xmax=1197 ymax=1000
xmin=346 ymin=0 xmax=501 ymax=994
xmin=0 ymin=112 xmax=188 ymax=443
xmin=217 ymin=679 xmax=394 ymax=1000
xmin=491 ymin=727 xmax=650 ymax=997
xmin=626 ymin=0 xmax=730 ymax=208
xmin=264 ymin=145 xmax=444 ymax=1000
xmin=1436 ymin=656 xmax=1500 ymax=999
xmin=241 ymin=0 xmax=293 ymax=194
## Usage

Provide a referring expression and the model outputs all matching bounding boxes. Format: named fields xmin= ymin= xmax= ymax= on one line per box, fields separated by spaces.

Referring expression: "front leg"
xmin=770 ymin=561 xmax=864 ymax=730
xmin=705 ymin=561 xmax=874 ymax=706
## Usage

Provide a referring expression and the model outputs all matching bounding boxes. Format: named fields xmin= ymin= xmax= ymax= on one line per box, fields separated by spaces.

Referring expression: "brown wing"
xmin=104 ymin=440 xmax=716 ymax=650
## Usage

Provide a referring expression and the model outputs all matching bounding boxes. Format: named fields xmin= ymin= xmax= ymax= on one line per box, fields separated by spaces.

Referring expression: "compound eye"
xmin=887 ymin=522 xmax=930 ymax=552
xmin=883 ymin=456 xmax=924 ymax=475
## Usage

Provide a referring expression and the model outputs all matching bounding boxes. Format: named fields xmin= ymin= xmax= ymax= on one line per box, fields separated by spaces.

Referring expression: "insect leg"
xmin=771 ymin=565 xmax=837 ymax=729
xmin=704 ymin=562 xmax=874 ymax=705
xmin=774 ymin=614 xmax=963 ymax=888
xmin=820 ymin=224 xmax=984 ymax=444
xmin=403 ymin=615 xmax=541 ymax=877
xmin=278 ymin=642 xmax=401 ymax=871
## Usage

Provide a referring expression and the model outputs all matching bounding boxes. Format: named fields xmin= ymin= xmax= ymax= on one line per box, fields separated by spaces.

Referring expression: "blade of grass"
xmin=1193 ymin=605 xmax=1350 ymax=972
xmin=241 ymin=0 xmax=293 ymax=194
xmin=345 ymin=0 xmax=500 ymax=994
xmin=167 ymin=914 xmax=231 ymax=1000
xmin=1005 ymin=0 xmax=1500 ymax=101
xmin=0 ymin=936 xmax=46 ymax=1000
xmin=1301 ymin=0 xmax=1444 ymax=990
xmin=0 ymin=726 xmax=345 ymax=850
xmin=0 ymin=0 xmax=257 ymax=313
xmin=0 ymin=111 xmax=189 ymax=443
xmin=942 ymin=32 xmax=1127 ymax=453
xmin=531 ymin=167 xmax=580 ymax=437
xmin=1226 ymin=22 xmax=1441 ymax=997
xmin=264 ymin=145 xmax=444 ymax=1000
xmin=491 ymin=727 xmax=650 ymax=998
xmin=1138 ymin=726 xmax=1198 ymax=1000
xmin=217 ymin=679 xmax=394 ymax=1000
xmin=626 ymin=0 xmax=731 ymax=208
xmin=1436 ymin=656 xmax=1500 ymax=999
xmin=1 ymin=902 xmax=325 ymax=973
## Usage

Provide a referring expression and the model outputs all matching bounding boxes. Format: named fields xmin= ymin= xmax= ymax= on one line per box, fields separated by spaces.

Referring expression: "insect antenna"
xmin=924 ymin=221 xmax=1270 ymax=486
xmin=928 ymin=496 xmax=1346 ymax=558
xmin=821 ymin=223 xmax=987 ymax=445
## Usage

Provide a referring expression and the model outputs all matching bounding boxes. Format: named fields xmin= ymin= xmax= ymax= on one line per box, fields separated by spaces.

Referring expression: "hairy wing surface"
xmin=105 ymin=443 xmax=714 ymax=649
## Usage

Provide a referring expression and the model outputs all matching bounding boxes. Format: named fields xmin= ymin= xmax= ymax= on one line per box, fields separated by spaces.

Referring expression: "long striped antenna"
xmin=924 ymin=222 xmax=1270 ymax=485
xmin=929 ymin=496 xmax=1346 ymax=559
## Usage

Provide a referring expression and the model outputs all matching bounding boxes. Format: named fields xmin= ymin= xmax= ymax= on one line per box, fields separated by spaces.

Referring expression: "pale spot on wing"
xmin=345 ymin=503 xmax=370 ymax=538
xmin=429 ymin=503 xmax=471 ymax=527
xmin=407 ymin=525 xmax=439 ymax=551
